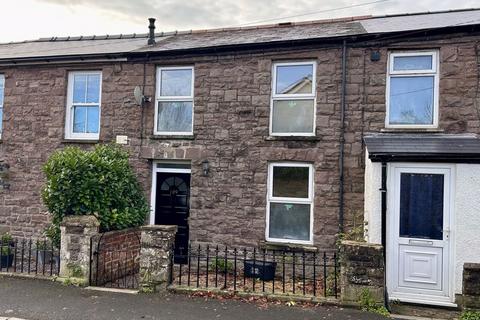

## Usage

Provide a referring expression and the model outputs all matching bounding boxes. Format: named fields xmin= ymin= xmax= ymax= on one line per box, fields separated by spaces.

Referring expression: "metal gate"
xmin=89 ymin=231 xmax=141 ymax=289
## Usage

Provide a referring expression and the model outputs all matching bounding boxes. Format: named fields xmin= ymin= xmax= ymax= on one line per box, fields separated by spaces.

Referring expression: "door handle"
xmin=443 ymin=228 xmax=451 ymax=240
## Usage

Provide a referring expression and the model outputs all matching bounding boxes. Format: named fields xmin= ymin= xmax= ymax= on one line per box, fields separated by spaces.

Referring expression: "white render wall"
xmin=364 ymin=151 xmax=382 ymax=244
xmin=453 ymin=164 xmax=480 ymax=294
xmin=364 ymin=159 xmax=480 ymax=294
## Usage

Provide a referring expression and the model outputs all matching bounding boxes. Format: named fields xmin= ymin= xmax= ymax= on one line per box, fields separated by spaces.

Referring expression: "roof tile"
xmin=0 ymin=8 xmax=479 ymax=61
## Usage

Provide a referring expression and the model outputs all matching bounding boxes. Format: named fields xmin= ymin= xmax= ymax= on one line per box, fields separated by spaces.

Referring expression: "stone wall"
xmin=59 ymin=215 xmax=99 ymax=283
xmin=460 ymin=263 xmax=480 ymax=309
xmin=340 ymin=240 xmax=384 ymax=305
xmin=139 ymin=225 xmax=177 ymax=292
xmin=90 ymin=228 xmax=141 ymax=286
xmin=0 ymin=34 xmax=479 ymax=251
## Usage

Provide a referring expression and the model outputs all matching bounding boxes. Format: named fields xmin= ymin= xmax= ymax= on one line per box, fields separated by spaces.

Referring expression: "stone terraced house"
xmin=1 ymin=8 xmax=480 ymax=308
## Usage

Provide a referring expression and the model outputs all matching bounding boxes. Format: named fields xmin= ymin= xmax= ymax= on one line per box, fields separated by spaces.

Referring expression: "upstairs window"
xmin=65 ymin=71 xmax=102 ymax=140
xmin=155 ymin=67 xmax=194 ymax=135
xmin=270 ymin=62 xmax=316 ymax=136
xmin=266 ymin=162 xmax=314 ymax=244
xmin=387 ymin=51 xmax=439 ymax=128
xmin=0 ymin=75 xmax=4 ymax=137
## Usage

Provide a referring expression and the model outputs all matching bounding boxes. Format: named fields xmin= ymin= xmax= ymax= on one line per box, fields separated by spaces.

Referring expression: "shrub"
xmin=209 ymin=258 xmax=234 ymax=274
xmin=1 ymin=233 xmax=13 ymax=244
xmin=359 ymin=288 xmax=390 ymax=317
xmin=461 ymin=311 xmax=480 ymax=320
xmin=43 ymin=224 xmax=61 ymax=248
xmin=0 ymin=246 xmax=11 ymax=256
xmin=42 ymin=144 xmax=148 ymax=233
xmin=0 ymin=233 xmax=14 ymax=256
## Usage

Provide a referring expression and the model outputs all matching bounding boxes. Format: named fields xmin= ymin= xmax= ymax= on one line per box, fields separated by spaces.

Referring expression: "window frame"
xmin=270 ymin=61 xmax=317 ymax=137
xmin=386 ymin=51 xmax=439 ymax=129
xmin=0 ymin=74 xmax=4 ymax=139
xmin=154 ymin=66 xmax=195 ymax=136
xmin=64 ymin=70 xmax=102 ymax=140
xmin=265 ymin=162 xmax=314 ymax=245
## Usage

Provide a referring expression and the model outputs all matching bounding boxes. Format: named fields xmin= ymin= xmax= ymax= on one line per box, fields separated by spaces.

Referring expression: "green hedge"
xmin=42 ymin=145 xmax=148 ymax=236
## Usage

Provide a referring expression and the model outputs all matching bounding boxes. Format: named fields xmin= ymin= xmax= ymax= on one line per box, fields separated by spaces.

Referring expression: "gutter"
xmin=0 ymin=55 xmax=127 ymax=67
xmin=369 ymin=153 xmax=480 ymax=163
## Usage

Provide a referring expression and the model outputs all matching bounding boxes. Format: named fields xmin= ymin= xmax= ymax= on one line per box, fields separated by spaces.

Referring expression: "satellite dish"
xmin=134 ymin=86 xmax=143 ymax=105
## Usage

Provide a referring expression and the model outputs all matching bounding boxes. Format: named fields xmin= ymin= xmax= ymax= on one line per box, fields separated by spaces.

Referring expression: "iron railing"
xmin=170 ymin=244 xmax=339 ymax=298
xmin=0 ymin=238 xmax=60 ymax=276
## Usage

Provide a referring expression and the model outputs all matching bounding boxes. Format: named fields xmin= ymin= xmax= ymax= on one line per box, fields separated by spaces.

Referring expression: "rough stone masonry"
xmin=0 ymin=34 xmax=479 ymax=251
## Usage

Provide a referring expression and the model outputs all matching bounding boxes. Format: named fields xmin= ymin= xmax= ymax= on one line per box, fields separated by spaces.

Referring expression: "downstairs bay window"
xmin=266 ymin=162 xmax=314 ymax=244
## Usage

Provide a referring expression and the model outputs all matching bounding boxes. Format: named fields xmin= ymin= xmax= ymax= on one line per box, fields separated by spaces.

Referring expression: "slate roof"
xmin=364 ymin=134 xmax=480 ymax=163
xmin=0 ymin=8 xmax=480 ymax=61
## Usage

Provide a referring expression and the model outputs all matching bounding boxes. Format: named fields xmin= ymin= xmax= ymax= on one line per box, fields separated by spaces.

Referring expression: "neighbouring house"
xmin=1 ymin=8 xmax=480 ymax=308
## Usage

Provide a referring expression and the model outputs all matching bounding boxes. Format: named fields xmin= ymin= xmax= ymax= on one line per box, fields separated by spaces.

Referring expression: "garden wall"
xmin=90 ymin=228 xmax=141 ymax=286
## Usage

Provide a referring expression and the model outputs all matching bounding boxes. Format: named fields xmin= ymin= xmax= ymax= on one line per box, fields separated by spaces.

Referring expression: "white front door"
xmin=387 ymin=164 xmax=455 ymax=306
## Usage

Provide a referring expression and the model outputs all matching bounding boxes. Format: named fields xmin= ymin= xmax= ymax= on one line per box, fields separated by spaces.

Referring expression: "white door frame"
xmin=386 ymin=163 xmax=456 ymax=307
xmin=149 ymin=161 xmax=192 ymax=225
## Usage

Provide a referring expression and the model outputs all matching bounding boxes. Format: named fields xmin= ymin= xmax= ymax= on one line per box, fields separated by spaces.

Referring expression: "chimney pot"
xmin=148 ymin=18 xmax=156 ymax=45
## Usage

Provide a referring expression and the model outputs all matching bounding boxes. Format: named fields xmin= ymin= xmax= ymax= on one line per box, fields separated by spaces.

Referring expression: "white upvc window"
xmin=270 ymin=61 xmax=316 ymax=136
xmin=0 ymin=74 xmax=4 ymax=138
xmin=155 ymin=66 xmax=194 ymax=135
xmin=266 ymin=162 xmax=314 ymax=245
xmin=386 ymin=51 xmax=439 ymax=128
xmin=65 ymin=71 xmax=102 ymax=140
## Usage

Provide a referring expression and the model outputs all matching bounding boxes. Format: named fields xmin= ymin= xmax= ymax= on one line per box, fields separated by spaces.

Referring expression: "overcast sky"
xmin=1 ymin=0 xmax=479 ymax=42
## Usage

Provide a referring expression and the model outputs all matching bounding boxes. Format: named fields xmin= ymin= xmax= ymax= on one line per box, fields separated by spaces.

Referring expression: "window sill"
xmin=62 ymin=138 xmax=100 ymax=144
xmin=264 ymin=136 xmax=320 ymax=142
xmin=149 ymin=135 xmax=195 ymax=140
xmin=381 ymin=128 xmax=444 ymax=133
xmin=259 ymin=241 xmax=318 ymax=252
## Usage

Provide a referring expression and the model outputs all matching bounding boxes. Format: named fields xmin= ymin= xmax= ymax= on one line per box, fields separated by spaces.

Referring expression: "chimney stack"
xmin=148 ymin=18 xmax=156 ymax=45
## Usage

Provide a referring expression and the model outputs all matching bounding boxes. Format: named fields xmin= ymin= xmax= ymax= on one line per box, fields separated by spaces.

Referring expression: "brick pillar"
xmin=59 ymin=215 xmax=100 ymax=284
xmin=340 ymin=240 xmax=385 ymax=305
xmin=139 ymin=225 xmax=177 ymax=292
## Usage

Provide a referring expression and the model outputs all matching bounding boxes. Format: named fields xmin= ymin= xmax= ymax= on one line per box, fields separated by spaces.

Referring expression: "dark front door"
xmin=155 ymin=172 xmax=190 ymax=263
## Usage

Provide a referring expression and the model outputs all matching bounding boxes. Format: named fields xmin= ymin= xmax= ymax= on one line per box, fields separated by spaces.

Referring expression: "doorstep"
xmin=389 ymin=301 xmax=460 ymax=320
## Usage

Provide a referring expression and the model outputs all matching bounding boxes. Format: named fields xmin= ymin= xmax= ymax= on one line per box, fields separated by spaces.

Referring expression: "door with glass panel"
xmin=387 ymin=164 xmax=454 ymax=305
xmin=152 ymin=162 xmax=191 ymax=264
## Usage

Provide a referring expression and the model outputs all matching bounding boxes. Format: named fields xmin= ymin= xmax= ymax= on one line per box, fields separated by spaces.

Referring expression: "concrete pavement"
xmin=0 ymin=276 xmax=387 ymax=320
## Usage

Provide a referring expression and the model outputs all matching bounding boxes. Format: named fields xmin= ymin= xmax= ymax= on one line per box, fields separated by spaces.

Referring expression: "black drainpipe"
xmin=380 ymin=161 xmax=387 ymax=254
xmin=380 ymin=161 xmax=389 ymax=309
xmin=339 ymin=40 xmax=347 ymax=234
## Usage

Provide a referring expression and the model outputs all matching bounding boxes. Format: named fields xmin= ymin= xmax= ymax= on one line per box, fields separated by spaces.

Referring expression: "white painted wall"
xmin=454 ymin=164 xmax=480 ymax=294
xmin=365 ymin=160 xmax=480 ymax=294
xmin=364 ymin=151 xmax=382 ymax=244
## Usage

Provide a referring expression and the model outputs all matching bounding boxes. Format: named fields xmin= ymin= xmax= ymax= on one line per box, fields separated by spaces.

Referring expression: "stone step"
xmin=390 ymin=302 xmax=460 ymax=320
